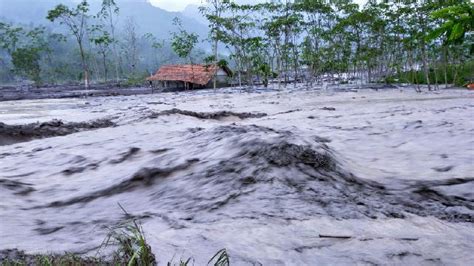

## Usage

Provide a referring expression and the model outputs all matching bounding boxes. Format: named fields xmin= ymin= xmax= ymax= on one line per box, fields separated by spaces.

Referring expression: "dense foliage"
xmin=200 ymin=0 xmax=473 ymax=88
xmin=0 ymin=0 xmax=472 ymax=88
xmin=0 ymin=1 xmax=203 ymax=87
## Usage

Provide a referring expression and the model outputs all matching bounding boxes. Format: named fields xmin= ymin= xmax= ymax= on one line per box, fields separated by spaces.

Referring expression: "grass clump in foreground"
xmin=102 ymin=214 xmax=156 ymax=265
xmin=1 ymin=205 xmax=230 ymax=266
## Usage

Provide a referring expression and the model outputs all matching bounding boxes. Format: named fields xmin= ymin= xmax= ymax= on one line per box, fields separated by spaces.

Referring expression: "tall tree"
xmin=47 ymin=0 xmax=91 ymax=88
xmin=98 ymin=0 xmax=120 ymax=82
xmin=200 ymin=0 xmax=229 ymax=89
xmin=171 ymin=17 xmax=199 ymax=89
xmin=90 ymin=27 xmax=113 ymax=82
xmin=143 ymin=33 xmax=165 ymax=68
xmin=11 ymin=47 xmax=42 ymax=86
xmin=0 ymin=22 xmax=24 ymax=54
xmin=295 ymin=0 xmax=332 ymax=84
xmin=0 ymin=23 xmax=49 ymax=86
xmin=122 ymin=17 xmax=139 ymax=75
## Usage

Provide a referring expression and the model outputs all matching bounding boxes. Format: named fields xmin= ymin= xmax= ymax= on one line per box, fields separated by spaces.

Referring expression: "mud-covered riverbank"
xmin=0 ymin=83 xmax=401 ymax=102
xmin=0 ymin=84 xmax=155 ymax=102
xmin=0 ymin=86 xmax=473 ymax=264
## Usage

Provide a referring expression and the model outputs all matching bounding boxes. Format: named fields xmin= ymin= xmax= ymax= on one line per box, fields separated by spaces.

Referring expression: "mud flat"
xmin=0 ymin=84 xmax=154 ymax=102
xmin=0 ymin=86 xmax=473 ymax=264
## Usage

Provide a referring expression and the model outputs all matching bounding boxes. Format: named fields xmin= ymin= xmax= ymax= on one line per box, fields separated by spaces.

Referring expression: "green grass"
xmin=208 ymin=249 xmax=230 ymax=266
xmin=1 ymin=253 xmax=107 ymax=266
xmin=101 ymin=204 xmax=155 ymax=265
xmin=1 ymin=205 xmax=230 ymax=266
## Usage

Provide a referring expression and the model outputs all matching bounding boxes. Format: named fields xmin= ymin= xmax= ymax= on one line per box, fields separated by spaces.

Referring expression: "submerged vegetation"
xmin=0 ymin=0 xmax=472 ymax=88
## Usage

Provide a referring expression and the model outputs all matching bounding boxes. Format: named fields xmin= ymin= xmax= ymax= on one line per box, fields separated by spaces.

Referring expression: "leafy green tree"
xmin=429 ymin=1 xmax=473 ymax=46
xmin=90 ymin=29 xmax=113 ymax=82
xmin=0 ymin=23 xmax=49 ymax=86
xmin=428 ymin=1 xmax=473 ymax=87
xmin=171 ymin=17 xmax=199 ymax=89
xmin=11 ymin=47 xmax=42 ymax=86
xmin=295 ymin=0 xmax=332 ymax=83
xmin=143 ymin=33 xmax=165 ymax=67
xmin=171 ymin=18 xmax=199 ymax=64
xmin=98 ymin=0 xmax=120 ymax=81
xmin=47 ymin=0 xmax=91 ymax=88
xmin=200 ymin=0 xmax=229 ymax=89
xmin=0 ymin=22 xmax=24 ymax=54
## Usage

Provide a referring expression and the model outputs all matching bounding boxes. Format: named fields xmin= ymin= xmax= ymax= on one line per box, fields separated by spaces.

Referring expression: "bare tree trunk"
xmin=452 ymin=61 xmax=459 ymax=87
xmin=124 ymin=17 xmax=139 ymax=75
xmin=190 ymin=56 xmax=195 ymax=90
xmin=275 ymin=38 xmax=282 ymax=90
xmin=443 ymin=45 xmax=448 ymax=89
xmin=292 ymin=34 xmax=298 ymax=89
xmin=368 ymin=60 xmax=372 ymax=83
xmin=108 ymin=5 xmax=120 ymax=82
xmin=238 ymin=59 xmax=242 ymax=88
xmin=79 ymin=42 xmax=89 ymax=88
xmin=409 ymin=49 xmax=420 ymax=92
xmin=421 ymin=45 xmax=431 ymax=91
xmin=103 ymin=52 xmax=107 ymax=83
xmin=418 ymin=9 xmax=431 ymax=91
xmin=213 ymin=37 xmax=218 ymax=90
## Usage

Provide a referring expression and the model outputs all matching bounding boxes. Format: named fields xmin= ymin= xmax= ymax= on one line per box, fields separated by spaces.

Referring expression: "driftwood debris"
xmin=319 ymin=234 xmax=352 ymax=239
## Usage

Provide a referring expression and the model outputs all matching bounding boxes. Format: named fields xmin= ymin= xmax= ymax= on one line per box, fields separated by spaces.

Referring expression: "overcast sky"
xmin=150 ymin=0 xmax=368 ymax=12
xmin=149 ymin=0 xmax=200 ymax=11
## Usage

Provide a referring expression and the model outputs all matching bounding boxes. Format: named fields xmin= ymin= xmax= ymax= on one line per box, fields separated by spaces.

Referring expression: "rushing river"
xmin=1 ymin=87 xmax=473 ymax=264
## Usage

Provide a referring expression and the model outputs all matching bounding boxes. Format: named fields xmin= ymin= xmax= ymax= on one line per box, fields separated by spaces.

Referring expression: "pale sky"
xmin=150 ymin=0 xmax=368 ymax=12
xmin=149 ymin=0 xmax=202 ymax=12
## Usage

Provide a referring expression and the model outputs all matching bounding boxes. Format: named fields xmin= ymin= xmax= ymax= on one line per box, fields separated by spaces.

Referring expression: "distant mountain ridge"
xmin=0 ymin=0 xmax=208 ymax=40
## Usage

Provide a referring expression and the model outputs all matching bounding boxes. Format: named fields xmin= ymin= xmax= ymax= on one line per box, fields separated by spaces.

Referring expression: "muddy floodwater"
xmin=0 ymin=86 xmax=473 ymax=264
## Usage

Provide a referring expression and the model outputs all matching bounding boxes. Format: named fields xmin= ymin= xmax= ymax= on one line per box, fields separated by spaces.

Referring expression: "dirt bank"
xmin=0 ymin=119 xmax=115 ymax=145
xmin=0 ymin=84 xmax=154 ymax=102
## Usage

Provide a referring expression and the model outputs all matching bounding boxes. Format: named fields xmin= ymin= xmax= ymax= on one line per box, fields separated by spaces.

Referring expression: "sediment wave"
xmin=148 ymin=108 xmax=267 ymax=120
xmin=45 ymin=159 xmax=199 ymax=208
xmin=1 ymin=90 xmax=474 ymax=264
xmin=0 ymin=108 xmax=266 ymax=146
xmin=27 ymin=124 xmax=473 ymax=223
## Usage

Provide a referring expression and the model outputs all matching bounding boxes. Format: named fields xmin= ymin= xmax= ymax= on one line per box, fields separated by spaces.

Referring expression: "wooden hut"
xmin=147 ymin=64 xmax=232 ymax=90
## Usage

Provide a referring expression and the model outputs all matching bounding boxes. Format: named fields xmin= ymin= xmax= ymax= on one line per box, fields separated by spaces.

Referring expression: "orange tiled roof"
xmin=147 ymin=64 xmax=219 ymax=86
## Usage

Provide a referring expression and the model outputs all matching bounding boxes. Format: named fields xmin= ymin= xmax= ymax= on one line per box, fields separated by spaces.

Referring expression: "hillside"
xmin=0 ymin=0 xmax=208 ymax=39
